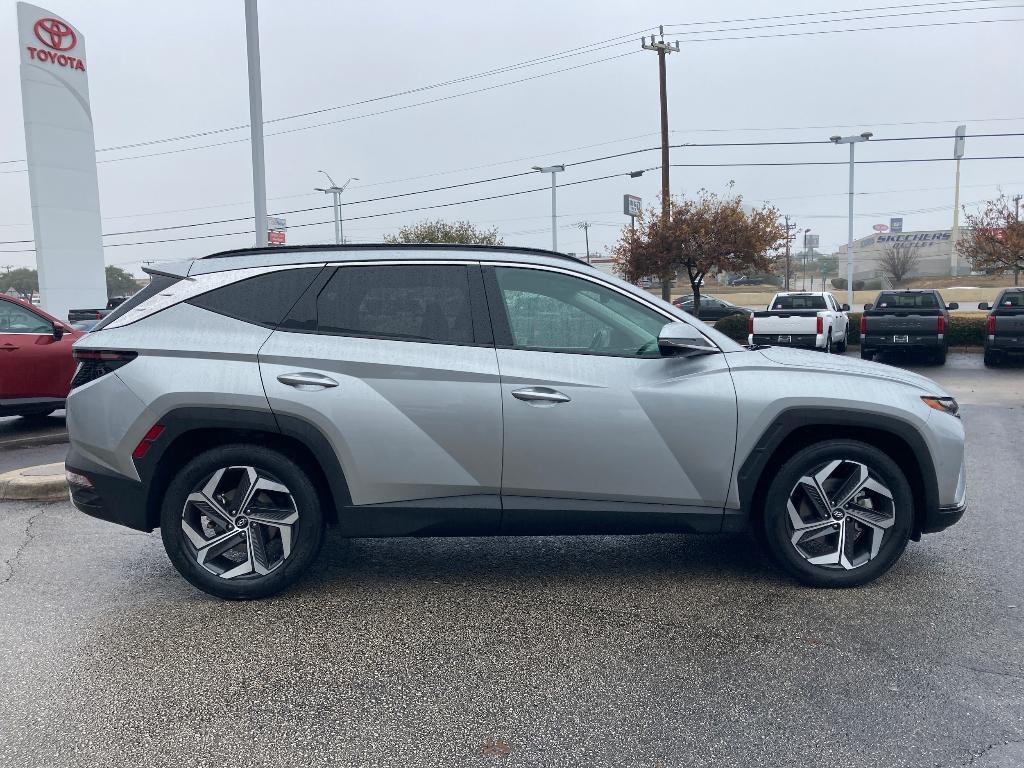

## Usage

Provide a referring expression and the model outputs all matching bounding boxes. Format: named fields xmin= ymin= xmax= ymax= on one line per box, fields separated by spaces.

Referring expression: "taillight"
xmin=859 ymin=315 xmax=867 ymax=334
xmin=747 ymin=314 xmax=754 ymax=334
xmin=987 ymin=315 xmax=996 ymax=335
xmin=71 ymin=349 xmax=137 ymax=389
xmin=937 ymin=314 xmax=945 ymax=334
xmin=816 ymin=316 xmax=824 ymax=334
xmin=132 ymin=424 xmax=165 ymax=460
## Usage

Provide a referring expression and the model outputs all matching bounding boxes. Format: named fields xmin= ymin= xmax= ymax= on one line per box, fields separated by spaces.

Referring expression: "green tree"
xmin=1 ymin=267 xmax=38 ymax=297
xmin=384 ymin=219 xmax=503 ymax=246
xmin=612 ymin=191 xmax=786 ymax=315
xmin=106 ymin=265 xmax=139 ymax=297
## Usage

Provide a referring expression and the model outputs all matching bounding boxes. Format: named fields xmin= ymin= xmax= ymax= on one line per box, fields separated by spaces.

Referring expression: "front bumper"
xmin=920 ymin=457 xmax=967 ymax=534
xmin=66 ymin=446 xmax=153 ymax=532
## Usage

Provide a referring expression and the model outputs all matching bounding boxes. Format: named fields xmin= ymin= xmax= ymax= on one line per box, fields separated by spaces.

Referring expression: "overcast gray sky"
xmin=2 ymin=0 xmax=1023 ymax=275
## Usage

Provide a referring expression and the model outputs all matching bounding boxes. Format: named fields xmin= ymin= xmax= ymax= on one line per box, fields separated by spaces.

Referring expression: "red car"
xmin=0 ymin=294 xmax=82 ymax=419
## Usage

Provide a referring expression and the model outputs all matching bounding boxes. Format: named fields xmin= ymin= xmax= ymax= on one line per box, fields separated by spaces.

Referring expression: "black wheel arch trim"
xmin=736 ymin=406 xmax=940 ymax=536
xmin=132 ymin=406 xmax=352 ymax=529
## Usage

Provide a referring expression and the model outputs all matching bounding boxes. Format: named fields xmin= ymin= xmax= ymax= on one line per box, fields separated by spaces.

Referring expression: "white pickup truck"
xmin=748 ymin=291 xmax=851 ymax=353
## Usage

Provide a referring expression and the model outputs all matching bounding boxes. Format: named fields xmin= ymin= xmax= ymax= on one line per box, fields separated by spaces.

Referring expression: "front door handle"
xmin=276 ymin=371 xmax=339 ymax=390
xmin=511 ymin=386 xmax=571 ymax=404
xmin=0 ymin=344 xmax=17 ymax=351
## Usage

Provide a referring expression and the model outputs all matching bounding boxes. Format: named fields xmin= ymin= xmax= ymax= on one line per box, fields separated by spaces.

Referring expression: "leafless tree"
xmin=877 ymin=241 xmax=921 ymax=286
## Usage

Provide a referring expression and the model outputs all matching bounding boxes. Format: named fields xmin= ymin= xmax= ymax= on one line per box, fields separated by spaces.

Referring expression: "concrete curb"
xmin=0 ymin=462 xmax=68 ymax=502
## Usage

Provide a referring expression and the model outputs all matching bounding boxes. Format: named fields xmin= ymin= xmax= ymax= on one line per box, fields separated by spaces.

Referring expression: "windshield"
xmin=876 ymin=292 xmax=938 ymax=309
xmin=771 ymin=295 xmax=826 ymax=310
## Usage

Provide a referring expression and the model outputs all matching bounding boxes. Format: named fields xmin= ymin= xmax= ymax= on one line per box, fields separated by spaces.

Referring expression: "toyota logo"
xmin=33 ymin=18 xmax=77 ymax=51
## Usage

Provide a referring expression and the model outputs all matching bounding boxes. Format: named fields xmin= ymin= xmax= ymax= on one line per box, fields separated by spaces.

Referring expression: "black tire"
xmin=761 ymin=439 xmax=913 ymax=588
xmin=984 ymin=350 xmax=1000 ymax=367
xmin=860 ymin=348 xmax=874 ymax=361
xmin=822 ymin=333 xmax=833 ymax=354
xmin=933 ymin=347 xmax=947 ymax=365
xmin=160 ymin=444 xmax=325 ymax=600
xmin=836 ymin=336 xmax=848 ymax=354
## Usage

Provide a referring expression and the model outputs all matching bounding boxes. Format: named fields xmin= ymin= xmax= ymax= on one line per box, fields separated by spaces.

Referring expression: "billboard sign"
xmin=17 ymin=3 xmax=106 ymax=322
xmin=804 ymin=234 xmax=820 ymax=248
xmin=890 ymin=217 xmax=904 ymax=233
xmin=268 ymin=216 xmax=287 ymax=231
xmin=267 ymin=230 xmax=285 ymax=245
xmin=954 ymin=124 xmax=966 ymax=160
xmin=623 ymin=194 xmax=642 ymax=217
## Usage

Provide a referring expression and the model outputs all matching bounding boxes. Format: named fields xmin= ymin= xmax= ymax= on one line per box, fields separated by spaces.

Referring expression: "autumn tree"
xmin=612 ymin=191 xmax=786 ymax=315
xmin=877 ymin=241 xmax=921 ymax=286
xmin=957 ymin=194 xmax=1024 ymax=285
xmin=384 ymin=219 xmax=503 ymax=246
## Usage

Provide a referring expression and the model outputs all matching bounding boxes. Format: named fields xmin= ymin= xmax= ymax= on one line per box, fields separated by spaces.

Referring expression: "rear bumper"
xmin=861 ymin=334 xmax=943 ymax=350
xmin=986 ymin=336 xmax=1024 ymax=352
xmin=65 ymin=446 xmax=152 ymax=532
xmin=750 ymin=333 xmax=819 ymax=348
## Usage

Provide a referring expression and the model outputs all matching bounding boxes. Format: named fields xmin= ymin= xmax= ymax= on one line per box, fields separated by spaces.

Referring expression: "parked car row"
xmin=672 ymin=293 xmax=751 ymax=321
xmin=748 ymin=291 xmax=851 ymax=353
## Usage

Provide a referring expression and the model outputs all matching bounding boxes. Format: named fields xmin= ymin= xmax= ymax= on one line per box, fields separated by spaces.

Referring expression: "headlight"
xmin=921 ymin=396 xmax=960 ymax=418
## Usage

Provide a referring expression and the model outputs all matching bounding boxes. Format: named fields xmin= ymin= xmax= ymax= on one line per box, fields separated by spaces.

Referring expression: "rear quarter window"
xmin=91 ymin=274 xmax=181 ymax=332
xmin=188 ymin=267 xmax=323 ymax=328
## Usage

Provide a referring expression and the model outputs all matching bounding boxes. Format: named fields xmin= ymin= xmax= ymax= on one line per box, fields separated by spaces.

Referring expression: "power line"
xmin=663 ymin=0 xmax=1006 ymax=27
xmin=665 ymin=15 xmax=1024 ymax=44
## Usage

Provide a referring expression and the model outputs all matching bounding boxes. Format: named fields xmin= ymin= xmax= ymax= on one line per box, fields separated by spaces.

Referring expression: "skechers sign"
xmin=876 ymin=231 xmax=951 ymax=247
xmin=25 ymin=16 xmax=85 ymax=71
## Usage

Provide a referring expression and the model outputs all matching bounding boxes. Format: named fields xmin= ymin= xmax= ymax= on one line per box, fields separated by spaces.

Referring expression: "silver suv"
xmin=66 ymin=245 xmax=967 ymax=599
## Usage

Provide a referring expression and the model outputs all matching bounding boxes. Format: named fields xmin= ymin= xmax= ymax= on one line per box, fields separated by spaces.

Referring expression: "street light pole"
xmin=532 ymin=165 xmax=565 ymax=251
xmin=830 ymin=132 xmax=872 ymax=307
xmin=315 ymin=172 xmax=358 ymax=245
xmin=244 ymin=0 xmax=267 ymax=248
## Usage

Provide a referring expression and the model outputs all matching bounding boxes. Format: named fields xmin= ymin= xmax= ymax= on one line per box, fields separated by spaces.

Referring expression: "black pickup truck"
xmin=860 ymin=289 xmax=958 ymax=364
xmin=979 ymin=288 xmax=1024 ymax=366
xmin=67 ymin=296 xmax=127 ymax=324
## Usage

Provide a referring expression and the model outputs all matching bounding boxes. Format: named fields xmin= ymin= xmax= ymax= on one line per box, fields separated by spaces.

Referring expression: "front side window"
xmin=0 ymin=300 xmax=51 ymax=334
xmin=317 ymin=264 xmax=475 ymax=344
xmin=491 ymin=267 xmax=669 ymax=357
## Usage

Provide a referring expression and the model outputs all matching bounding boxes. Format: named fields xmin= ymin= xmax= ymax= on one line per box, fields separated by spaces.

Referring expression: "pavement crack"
xmin=1 ymin=508 xmax=48 ymax=586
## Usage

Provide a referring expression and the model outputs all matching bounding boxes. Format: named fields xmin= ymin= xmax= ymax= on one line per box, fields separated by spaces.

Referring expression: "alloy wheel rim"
xmin=786 ymin=459 xmax=896 ymax=570
xmin=180 ymin=466 xmax=299 ymax=579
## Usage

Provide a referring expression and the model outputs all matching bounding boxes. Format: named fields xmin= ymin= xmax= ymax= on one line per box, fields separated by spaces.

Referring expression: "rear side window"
xmin=316 ymin=265 xmax=475 ymax=344
xmin=876 ymin=292 xmax=938 ymax=309
xmin=92 ymin=274 xmax=181 ymax=332
xmin=188 ymin=267 xmax=322 ymax=328
xmin=772 ymin=295 xmax=826 ymax=310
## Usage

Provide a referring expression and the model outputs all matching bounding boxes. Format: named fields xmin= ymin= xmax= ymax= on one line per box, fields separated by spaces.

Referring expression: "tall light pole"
xmin=244 ymin=0 xmax=267 ymax=248
xmin=315 ymin=172 xmax=358 ymax=245
xmin=830 ymin=132 xmax=872 ymax=307
xmin=532 ymin=165 xmax=565 ymax=251
xmin=950 ymin=124 xmax=966 ymax=276
xmin=802 ymin=228 xmax=811 ymax=290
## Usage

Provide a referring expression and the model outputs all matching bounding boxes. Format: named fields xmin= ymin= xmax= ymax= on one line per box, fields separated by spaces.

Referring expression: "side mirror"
xmin=658 ymin=322 xmax=719 ymax=357
xmin=841 ymin=303 xmax=851 ymax=312
xmin=978 ymin=302 xmax=990 ymax=311
xmin=947 ymin=302 xmax=959 ymax=311
xmin=52 ymin=324 xmax=64 ymax=341
xmin=863 ymin=303 xmax=873 ymax=311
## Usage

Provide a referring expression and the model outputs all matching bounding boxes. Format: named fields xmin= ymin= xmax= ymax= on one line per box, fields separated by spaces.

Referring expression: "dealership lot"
xmin=0 ymin=357 xmax=1021 ymax=767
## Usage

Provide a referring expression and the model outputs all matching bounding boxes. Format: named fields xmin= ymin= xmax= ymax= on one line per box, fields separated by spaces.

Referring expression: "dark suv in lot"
xmin=979 ymin=288 xmax=1024 ymax=366
xmin=860 ymin=289 xmax=958 ymax=364
xmin=66 ymin=244 xmax=966 ymax=599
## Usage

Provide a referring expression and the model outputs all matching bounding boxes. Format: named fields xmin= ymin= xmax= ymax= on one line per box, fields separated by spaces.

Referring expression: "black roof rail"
xmin=200 ymin=242 xmax=586 ymax=264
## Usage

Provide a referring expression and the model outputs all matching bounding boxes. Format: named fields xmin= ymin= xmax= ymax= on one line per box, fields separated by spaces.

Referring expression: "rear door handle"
xmin=511 ymin=386 xmax=571 ymax=404
xmin=276 ymin=371 xmax=339 ymax=389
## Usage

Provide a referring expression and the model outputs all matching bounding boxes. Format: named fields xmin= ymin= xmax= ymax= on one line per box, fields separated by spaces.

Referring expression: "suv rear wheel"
xmin=160 ymin=444 xmax=325 ymax=599
xmin=761 ymin=440 xmax=913 ymax=587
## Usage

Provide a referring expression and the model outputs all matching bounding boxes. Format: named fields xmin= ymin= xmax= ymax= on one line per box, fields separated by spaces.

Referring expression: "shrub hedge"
xmin=713 ymin=311 xmax=988 ymax=347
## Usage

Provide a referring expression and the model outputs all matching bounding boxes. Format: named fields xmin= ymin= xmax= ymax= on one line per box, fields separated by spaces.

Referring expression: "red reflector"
xmin=987 ymin=316 xmax=996 ymax=335
xmin=816 ymin=316 xmax=824 ymax=334
xmin=747 ymin=314 xmax=754 ymax=333
xmin=937 ymin=315 xmax=945 ymax=334
xmin=132 ymin=424 xmax=165 ymax=460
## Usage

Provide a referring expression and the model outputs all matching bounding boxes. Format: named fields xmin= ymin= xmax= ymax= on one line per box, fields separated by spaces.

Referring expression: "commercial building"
xmin=838 ymin=228 xmax=968 ymax=279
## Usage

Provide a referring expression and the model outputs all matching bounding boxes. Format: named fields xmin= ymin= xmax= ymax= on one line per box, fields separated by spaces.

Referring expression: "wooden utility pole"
xmin=642 ymin=27 xmax=679 ymax=301
xmin=783 ymin=216 xmax=796 ymax=290
xmin=575 ymin=221 xmax=592 ymax=263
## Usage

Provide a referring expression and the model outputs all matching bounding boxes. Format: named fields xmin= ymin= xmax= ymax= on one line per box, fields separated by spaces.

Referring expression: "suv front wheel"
xmin=761 ymin=440 xmax=913 ymax=588
xmin=160 ymin=444 xmax=325 ymax=599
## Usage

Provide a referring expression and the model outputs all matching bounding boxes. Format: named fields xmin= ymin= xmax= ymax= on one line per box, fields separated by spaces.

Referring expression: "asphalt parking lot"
xmin=1 ymin=356 xmax=1022 ymax=767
